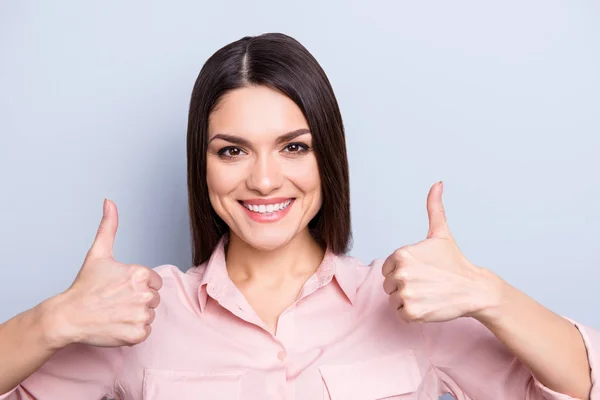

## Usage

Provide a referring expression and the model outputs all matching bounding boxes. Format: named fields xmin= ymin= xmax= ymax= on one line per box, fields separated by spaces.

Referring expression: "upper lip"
xmin=240 ymin=197 xmax=294 ymax=205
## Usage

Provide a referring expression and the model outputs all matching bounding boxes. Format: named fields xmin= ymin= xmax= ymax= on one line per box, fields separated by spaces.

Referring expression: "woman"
xmin=0 ymin=32 xmax=597 ymax=400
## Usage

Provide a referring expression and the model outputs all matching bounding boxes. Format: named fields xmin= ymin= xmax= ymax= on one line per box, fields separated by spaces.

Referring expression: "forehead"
xmin=208 ymin=85 xmax=309 ymax=139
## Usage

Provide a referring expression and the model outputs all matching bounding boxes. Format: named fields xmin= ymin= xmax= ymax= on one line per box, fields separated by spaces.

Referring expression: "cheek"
xmin=206 ymin=158 xmax=243 ymax=203
xmin=286 ymin=156 xmax=322 ymax=201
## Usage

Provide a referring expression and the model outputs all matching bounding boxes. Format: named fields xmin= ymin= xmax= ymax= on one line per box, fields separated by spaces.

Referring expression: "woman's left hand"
xmin=382 ymin=181 xmax=505 ymax=323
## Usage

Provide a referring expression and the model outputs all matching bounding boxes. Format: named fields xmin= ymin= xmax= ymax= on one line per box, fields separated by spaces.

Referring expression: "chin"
xmin=237 ymin=228 xmax=297 ymax=252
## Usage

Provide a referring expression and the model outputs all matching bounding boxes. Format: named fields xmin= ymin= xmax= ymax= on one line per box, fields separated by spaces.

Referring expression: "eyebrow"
xmin=208 ymin=128 xmax=311 ymax=147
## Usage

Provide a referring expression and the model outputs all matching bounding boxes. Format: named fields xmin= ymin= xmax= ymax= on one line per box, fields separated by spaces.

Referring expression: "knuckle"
xmin=399 ymin=286 xmax=413 ymax=300
xmin=394 ymin=267 xmax=411 ymax=281
xmin=153 ymin=293 xmax=161 ymax=307
xmin=135 ymin=309 xmax=151 ymax=324
xmin=133 ymin=267 xmax=151 ymax=282
xmin=393 ymin=248 xmax=411 ymax=262
xmin=128 ymin=326 xmax=148 ymax=343
xmin=147 ymin=308 xmax=156 ymax=324
xmin=402 ymin=304 xmax=420 ymax=321
xmin=138 ymin=291 xmax=153 ymax=303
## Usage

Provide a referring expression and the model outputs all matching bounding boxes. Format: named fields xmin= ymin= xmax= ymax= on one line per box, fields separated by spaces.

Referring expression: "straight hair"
xmin=186 ymin=32 xmax=351 ymax=266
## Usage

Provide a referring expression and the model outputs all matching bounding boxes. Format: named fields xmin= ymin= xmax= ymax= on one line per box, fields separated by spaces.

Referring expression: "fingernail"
xmin=103 ymin=199 xmax=108 ymax=216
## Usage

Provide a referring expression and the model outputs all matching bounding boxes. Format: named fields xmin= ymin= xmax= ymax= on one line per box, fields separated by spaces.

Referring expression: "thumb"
xmin=88 ymin=199 xmax=119 ymax=260
xmin=426 ymin=181 xmax=451 ymax=239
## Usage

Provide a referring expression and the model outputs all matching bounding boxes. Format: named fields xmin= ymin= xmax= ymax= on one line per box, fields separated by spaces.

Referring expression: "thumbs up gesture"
xmin=45 ymin=200 xmax=162 ymax=349
xmin=382 ymin=182 xmax=502 ymax=323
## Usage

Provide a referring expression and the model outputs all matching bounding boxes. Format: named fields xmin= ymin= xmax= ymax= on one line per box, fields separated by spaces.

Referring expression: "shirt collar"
xmin=197 ymin=235 xmax=357 ymax=314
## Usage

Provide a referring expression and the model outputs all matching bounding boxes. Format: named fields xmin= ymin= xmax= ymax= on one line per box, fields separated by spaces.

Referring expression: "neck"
xmin=225 ymin=229 xmax=325 ymax=286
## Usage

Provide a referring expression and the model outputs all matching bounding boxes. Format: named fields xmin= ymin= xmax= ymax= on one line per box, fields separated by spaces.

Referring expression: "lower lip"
xmin=240 ymin=200 xmax=295 ymax=223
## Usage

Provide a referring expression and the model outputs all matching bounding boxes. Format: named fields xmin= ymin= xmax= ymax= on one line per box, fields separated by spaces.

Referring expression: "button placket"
xmin=274 ymin=307 xmax=295 ymax=366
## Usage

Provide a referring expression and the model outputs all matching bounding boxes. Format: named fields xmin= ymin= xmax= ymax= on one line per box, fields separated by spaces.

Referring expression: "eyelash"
xmin=217 ymin=143 xmax=311 ymax=159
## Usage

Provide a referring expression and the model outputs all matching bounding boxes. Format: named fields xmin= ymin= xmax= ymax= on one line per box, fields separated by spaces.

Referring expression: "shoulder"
xmin=336 ymin=255 xmax=428 ymax=344
xmin=150 ymin=264 xmax=205 ymax=315
xmin=333 ymin=254 xmax=392 ymax=312
xmin=152 ymin=263 xmax=206 ymax=283
xmin=335 ymin=253 xmax=386 ymax=289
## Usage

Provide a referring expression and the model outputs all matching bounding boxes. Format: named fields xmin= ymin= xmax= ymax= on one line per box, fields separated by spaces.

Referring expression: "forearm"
xmin=0 ymin=296 xmax=70 ymax=394
xmin=475 ymin=270 xmax=591 ymax=399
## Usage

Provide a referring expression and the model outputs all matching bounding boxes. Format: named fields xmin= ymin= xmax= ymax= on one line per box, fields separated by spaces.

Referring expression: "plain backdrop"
xmin=1 ymin=1 xmax=599 ymax=399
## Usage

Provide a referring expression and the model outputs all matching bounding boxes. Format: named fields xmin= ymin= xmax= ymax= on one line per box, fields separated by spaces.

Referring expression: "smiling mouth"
xmin=239 ymin=199 xmax=293 ymax=214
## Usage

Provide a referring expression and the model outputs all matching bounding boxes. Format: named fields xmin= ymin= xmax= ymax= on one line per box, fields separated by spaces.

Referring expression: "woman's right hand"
xmin=43 ymin=199 xmax=163 ymax=350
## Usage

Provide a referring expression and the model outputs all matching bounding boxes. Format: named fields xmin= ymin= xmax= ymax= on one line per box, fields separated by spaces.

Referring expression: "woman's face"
xmin=206 ymin=85 xmax=322 ymax=251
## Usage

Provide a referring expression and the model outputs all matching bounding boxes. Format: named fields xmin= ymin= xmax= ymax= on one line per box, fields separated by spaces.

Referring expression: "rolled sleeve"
xmin=529 ymin=317 xmax=598 ymax=399
xmin=534 ymin=316 xmax=600 ymax=400
xmin=533 ymin=379 xmax=579 ymax=400
xmin=552 ymin=317 xmax=599 ymax=399
xmin=422 ymin=316 xmax=599 ymax=399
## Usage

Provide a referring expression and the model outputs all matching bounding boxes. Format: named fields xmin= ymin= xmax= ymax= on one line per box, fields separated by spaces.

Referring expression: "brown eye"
xmin=218 ymin=146 xmax=246 ymax=158
xmin=283 ymin=143 xmax=309 ymax=153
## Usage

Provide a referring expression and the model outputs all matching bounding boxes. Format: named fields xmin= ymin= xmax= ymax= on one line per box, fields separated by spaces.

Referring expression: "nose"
xmin=246 ymin=153 xmax=283 ymax=195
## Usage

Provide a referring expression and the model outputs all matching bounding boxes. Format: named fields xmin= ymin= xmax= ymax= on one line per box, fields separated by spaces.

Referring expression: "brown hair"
xmin=186 ymin=32 xmax=351 ymax=266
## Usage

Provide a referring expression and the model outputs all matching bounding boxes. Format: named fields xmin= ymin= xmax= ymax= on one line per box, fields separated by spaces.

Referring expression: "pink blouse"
xmin=2 ymin=236 xmax=599 ymax=399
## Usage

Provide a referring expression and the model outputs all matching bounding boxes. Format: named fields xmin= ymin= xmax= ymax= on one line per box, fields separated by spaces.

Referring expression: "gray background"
xmin=1 ymin=1 xmax=598 ymax=399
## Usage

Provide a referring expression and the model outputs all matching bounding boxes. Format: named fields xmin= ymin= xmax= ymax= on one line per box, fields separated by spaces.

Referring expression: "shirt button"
xmin=277 ymin=350 xmax=287 ymax=361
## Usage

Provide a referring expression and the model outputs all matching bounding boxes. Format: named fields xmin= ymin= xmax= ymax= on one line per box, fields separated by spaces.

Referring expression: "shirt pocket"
xmin=318 ymin=350 xmax=422 ymax=400
xmin=142 ymin=368 xmax=244 ymax=400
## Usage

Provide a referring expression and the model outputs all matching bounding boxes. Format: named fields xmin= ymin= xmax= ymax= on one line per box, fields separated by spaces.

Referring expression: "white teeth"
xmin=243 ymin=199 xmax=292 ymax=214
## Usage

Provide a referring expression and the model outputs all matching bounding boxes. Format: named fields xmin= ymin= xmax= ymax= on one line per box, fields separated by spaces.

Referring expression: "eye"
xmin=282 ymin=143 xmax=309 ymax=153
xmin=217 ymin=146 xmax=246 ymax=159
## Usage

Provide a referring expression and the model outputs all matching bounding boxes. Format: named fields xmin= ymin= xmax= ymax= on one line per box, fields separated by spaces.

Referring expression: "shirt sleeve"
xmin=0 ymin=342 xmax=124 ymax=400
xmin=420 ymin=316 xmax=599 ymax=399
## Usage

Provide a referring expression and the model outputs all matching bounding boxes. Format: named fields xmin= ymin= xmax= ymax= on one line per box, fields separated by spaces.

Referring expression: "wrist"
xmin=468 ymin=267 xmax=514 ymax=325
xmin=36 ymin=292 xmax=82 ymax=350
